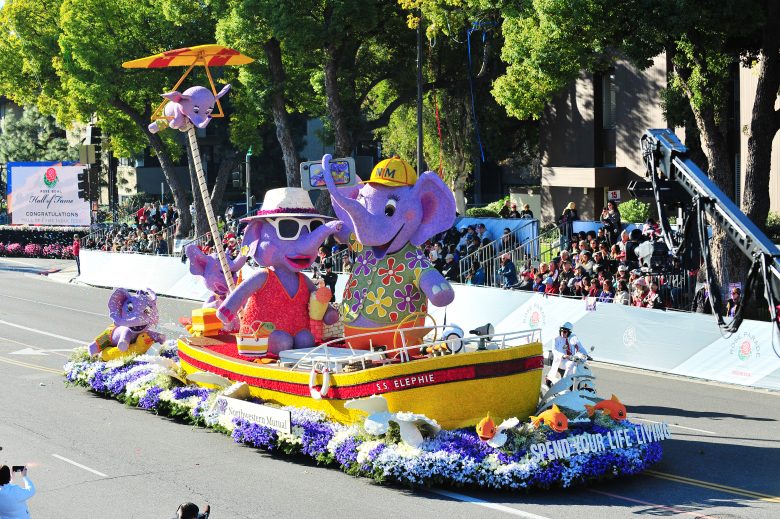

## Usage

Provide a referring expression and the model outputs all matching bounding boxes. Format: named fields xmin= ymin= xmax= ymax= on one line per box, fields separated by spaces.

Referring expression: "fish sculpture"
xmin=476 ymin=414 xmax=519 ymax=448
xmin=584 ymin=394 xmax=627 ymax=421
xmin=529 ymin=404 xmax=569 ymax=433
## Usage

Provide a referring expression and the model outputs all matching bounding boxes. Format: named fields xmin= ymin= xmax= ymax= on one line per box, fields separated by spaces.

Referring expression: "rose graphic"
xmin=43 ymin=167 xmax=58 ymax=188
xmin=738 ymin=340 xmax=752 ymax=361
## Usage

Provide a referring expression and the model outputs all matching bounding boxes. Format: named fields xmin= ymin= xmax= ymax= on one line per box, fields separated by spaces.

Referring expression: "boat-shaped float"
xmin=178 ymin=327 xmax=543 ymax=429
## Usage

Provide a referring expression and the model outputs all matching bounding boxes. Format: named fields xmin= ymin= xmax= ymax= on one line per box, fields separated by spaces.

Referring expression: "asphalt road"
xmin=0 ymin=257 xmax=778 ymax=518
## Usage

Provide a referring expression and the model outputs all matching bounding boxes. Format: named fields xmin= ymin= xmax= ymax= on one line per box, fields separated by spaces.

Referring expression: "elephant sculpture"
xmin=88 ymin=288 xmax=166 ymax=356
xmin=322 ymin=154 xmax=456 ymax=349
xmin=186 ymin=244 xmax=247 ymax=332
xmin=217 ymin=187 xmax=343 ymax=355
xmin=148 ymin=84 xmax=230 ymax=133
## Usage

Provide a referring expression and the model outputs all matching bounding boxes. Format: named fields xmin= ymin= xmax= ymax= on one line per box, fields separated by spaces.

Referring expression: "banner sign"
xmin=215 ymin=396 xmax=292 ymax=433
xmin=7 ymin=162 xmax=90 ymax=226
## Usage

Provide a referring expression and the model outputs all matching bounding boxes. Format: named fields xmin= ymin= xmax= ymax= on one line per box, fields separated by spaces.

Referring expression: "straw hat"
xmin=241 ymin=187 xmax=333 ymax=222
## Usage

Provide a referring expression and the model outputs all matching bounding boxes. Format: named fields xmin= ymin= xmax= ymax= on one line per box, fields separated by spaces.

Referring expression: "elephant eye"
xmin=384 ymin=198 xmax=397 ymax=217
xmin=193 ymin=106 xmax=200 ymax=114
xmin=126 ymin=302 xmax=134 ymax=313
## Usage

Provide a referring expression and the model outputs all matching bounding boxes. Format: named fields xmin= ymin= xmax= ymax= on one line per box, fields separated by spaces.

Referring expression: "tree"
xmin=0 ymin=0 xmax=228 ymax=237
xmin=0 ymin=105 xmax=77 ymax=162
xmin=443 ymin=0 xmax=776 ymax=292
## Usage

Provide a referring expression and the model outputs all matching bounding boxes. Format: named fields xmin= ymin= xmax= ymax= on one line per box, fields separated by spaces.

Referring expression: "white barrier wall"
xmin=79 ymin=250 xmax=780 ymax=391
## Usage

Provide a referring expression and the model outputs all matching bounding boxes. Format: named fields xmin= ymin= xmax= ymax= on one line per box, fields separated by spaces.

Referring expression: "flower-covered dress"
xmin=341 ymin=239 xmax=431 ymax=349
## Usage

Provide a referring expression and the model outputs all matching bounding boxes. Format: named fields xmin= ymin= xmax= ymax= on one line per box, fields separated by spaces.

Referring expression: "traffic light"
xmin=77 ymin=170 xmax=89 ymax=200
xmin=86 ymin=124 xmax=102 ymax=165
xmin=232 ymin=170 xmax=241 ymax=188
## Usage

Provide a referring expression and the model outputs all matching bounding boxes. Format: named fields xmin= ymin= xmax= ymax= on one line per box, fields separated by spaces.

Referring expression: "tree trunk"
xmin=264 ymin=38 xmax=301 ymax=187
xmin=210 ymin=151 xmax=237 ymax=218
xmin=742 ymin=2 xmax=780 ymax=231
xmin=690 ymin=96 xmax=741 ymax=297
xmin=324 ymin=45 xmax=353 ymax=157
xmin=111 ymin=99 xmax=192 ymax=237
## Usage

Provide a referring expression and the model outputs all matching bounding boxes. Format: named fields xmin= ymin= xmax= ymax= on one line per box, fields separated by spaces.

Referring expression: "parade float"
xmin=64 ymin=44 xmax=668 ymax=491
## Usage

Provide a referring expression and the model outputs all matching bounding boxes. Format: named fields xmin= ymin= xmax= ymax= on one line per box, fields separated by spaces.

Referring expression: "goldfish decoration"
xmin=585 ymin=394 xmax=627 ymax=421
xmin=529 ymin=404 xmax=569 ymax=433
xmin=476 ymin=414 xmax=520 ymax=448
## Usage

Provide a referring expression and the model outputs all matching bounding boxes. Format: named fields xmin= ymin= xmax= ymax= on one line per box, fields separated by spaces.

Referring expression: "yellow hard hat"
xmin=364 ymin=156 xmax=418 ymax=187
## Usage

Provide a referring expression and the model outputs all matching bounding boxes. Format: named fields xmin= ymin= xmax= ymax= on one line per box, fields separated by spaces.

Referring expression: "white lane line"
xmin=52 ymin=454 xmax=108 ymax=477
xmin=0 ymin=258 xmax=41 ymax=268
xmin=0 ymin=293 xmax=105 ymax=317
xmin=0 ymin=320 xmax=89 ymax=345
xmin=633 ymin=417 xmax=717 ymax=435
xmin=429 ymin=489 xmax=551 ymax=518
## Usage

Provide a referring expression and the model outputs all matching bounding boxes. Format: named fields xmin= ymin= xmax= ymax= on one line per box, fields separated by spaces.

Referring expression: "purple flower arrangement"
xmin=64 ymin=355 xmax=665 ymax=491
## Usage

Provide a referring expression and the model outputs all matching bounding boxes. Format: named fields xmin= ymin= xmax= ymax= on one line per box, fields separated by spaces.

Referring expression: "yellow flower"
xmin=365 ymin=287 xmax=392 ymax=318
xmin=349 ymin=233 xmax=364 ymax=253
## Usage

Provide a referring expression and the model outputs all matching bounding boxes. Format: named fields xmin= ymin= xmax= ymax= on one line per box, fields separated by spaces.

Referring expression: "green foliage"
xmin=0 ymin=105 xmax=77 ymax=162
xmin=485 ymin=196 xmax=510 ymax=214
xmin=465 ymin=207 xmax=499 ymax=218
xmin=765 ymin=211 xmax=780 ymax=241
xmin=618 ymin=198 xmax=650 ymax=224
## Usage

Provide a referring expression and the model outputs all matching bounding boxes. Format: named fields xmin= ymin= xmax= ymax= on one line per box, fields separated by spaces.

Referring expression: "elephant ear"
xmin=186 ymin=244 xmax=209 ymax=276
xmin=145 ymin=289 xmax=157 ymax=301
xmin=241 ymin=221 xmax=264 ymax=260
xmin=161 ymin=91 xmax=186 ymax=103
xmin=108 ymin=288 xmax=131 ymax=321
xmin=408 ymin=172 xmax=457 ymax=247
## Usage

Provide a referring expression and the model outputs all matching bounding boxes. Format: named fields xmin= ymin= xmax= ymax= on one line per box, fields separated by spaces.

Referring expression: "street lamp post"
xmin=245 ymin=146 xmax=253 ymax=217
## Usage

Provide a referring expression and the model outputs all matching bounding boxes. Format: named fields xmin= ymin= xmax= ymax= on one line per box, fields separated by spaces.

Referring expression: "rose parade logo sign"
xmin=43 ymin=167 xmax=59 ymax=188
xmin=729 ymin=331 xmax=760 ymax=362
xmin=521 ymin=302 xmax=546 ymax=329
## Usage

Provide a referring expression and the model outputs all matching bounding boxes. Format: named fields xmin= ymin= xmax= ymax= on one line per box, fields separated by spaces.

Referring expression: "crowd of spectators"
xmin=485 ymin=200 xmax=721 ymax=314
xmin=82 ymin=202 xmax=181 ymax=255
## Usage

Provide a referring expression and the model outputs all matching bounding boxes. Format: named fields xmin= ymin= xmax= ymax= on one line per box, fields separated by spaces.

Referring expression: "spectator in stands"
xmin=558 ymin=202 xmax=578 ymax=249
xmin=597 ymin=280 xmax=615 ymax=303
xmin=643 ymin=217 xmax=662 ymax=239
xmin=531 ymin=274 xmax=545 ymax=293
xmin=558 ymin=280 xmax=573 ymax=297
xmin=500 ymin=228 xmax=517 ymax=252
xmin=506 ymin=203 xmax=520 ymax=218
xmin=558 ymin=260 xmax=574 ymax=285
xmin=582 ymin=276 xmax=598 ymax=298
xmin=322 ymin=262 xmax=338 ymax=302
xmin=442 ymin=253 xmax=460 ymax=282
xmin=155 ymin=233 xmax=169 ymax=255
xmin=633 ymin=279 xmax=649 ymax=307
xmin=476 ymin=223 xmax=491 ymax=243
xmin=498 ymin=199 xmax=512 ymax=218
xmin=692 ymin=285 xmax=713 ymax=314
xmin=458 ymin=226 xmax=475 ymax=249
xmin=512 ymin=269 xmax=533 ymax=291
xmin=465 ymin=260 xmax=486 ymax=286
xmin=577 ymin=250 xmax=595 ymax=276
xmin=600 ymin=200 xmax=621 ymax=245
xmin=429 ymin=247 xmax=444 ymax=272
xmin=614 ymin=280 xmax=630 ymax=305
xmin=646 ymin=280 xmax=665 ymax=310
xmin=544 ymin=276 xmax=558 ymax=295
xmin=725 ymin=287 xmax=742 ymax=317
xmin=498 ymin=253 xmax=518 ymax=288
xmin=519 ymin=203 xmax=533 ymax=219
xmin=624 ymin=229 xmax=643 ymax=268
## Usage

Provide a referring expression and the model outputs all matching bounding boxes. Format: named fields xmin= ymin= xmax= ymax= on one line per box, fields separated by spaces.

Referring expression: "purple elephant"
xmin=88 ymin=288 xmax=166 ymax=356
xmin=322 ymin=154 xmax=456 ymax=349
xmin=186 ymin=244 xmax=247 ymax=332
xmin=217 ymin=188 xmax=342 ymax=355
xmin=148 ymin=84 xmax=230 ymax=133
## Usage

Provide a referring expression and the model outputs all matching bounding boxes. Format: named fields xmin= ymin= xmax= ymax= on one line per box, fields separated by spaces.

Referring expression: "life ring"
xmin=309 ymin=366 xmax=331 ymax=400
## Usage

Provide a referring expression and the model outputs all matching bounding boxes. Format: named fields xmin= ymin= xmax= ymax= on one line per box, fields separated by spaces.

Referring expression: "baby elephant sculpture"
xmin=88 ymin=288 xmax=166 ymax=356
xmin=148 ymin=84 xmax=230 ymax=133
xmin=186 ymin=244 xmax=247 ymax=332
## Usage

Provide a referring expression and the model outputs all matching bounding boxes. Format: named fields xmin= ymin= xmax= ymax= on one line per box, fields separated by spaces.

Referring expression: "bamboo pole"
xmin=186 ymin=122 xmax=235 ymax=292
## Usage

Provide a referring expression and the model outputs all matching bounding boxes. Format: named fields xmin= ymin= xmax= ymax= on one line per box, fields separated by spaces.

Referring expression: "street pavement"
xmin=0 ymin=257 xmax=778 ymax=518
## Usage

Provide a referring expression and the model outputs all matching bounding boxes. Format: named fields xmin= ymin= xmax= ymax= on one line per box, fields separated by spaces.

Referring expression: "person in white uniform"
xmin=546 ymin=322 xmax=590 ymax=386
xmin=0 ymin=465 xmax=35 ymax=518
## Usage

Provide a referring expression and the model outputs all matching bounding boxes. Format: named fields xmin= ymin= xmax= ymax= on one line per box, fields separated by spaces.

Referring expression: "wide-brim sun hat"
xmin=241 ymin=187 xmax=334 ymax=223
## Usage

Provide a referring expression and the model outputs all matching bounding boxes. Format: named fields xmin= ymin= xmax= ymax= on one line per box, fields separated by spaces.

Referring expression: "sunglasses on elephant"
xmin=267 ymin=217 xmax=325 ymax=240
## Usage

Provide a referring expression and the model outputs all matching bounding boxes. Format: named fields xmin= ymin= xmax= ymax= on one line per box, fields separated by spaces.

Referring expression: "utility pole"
xmin=245 ymin=146 xmax=253 ymax=217
xmin=416 ymin=10 xmax=425 ymax=173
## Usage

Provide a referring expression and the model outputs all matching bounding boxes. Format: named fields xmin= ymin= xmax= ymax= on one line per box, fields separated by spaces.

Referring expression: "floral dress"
xmin=342 ymin=237 xmax=430 ymax=331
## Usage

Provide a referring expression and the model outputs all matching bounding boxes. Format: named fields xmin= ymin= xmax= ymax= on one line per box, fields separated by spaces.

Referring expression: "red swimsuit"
xmin=242 ymin=269 xmax=310 ymax=336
